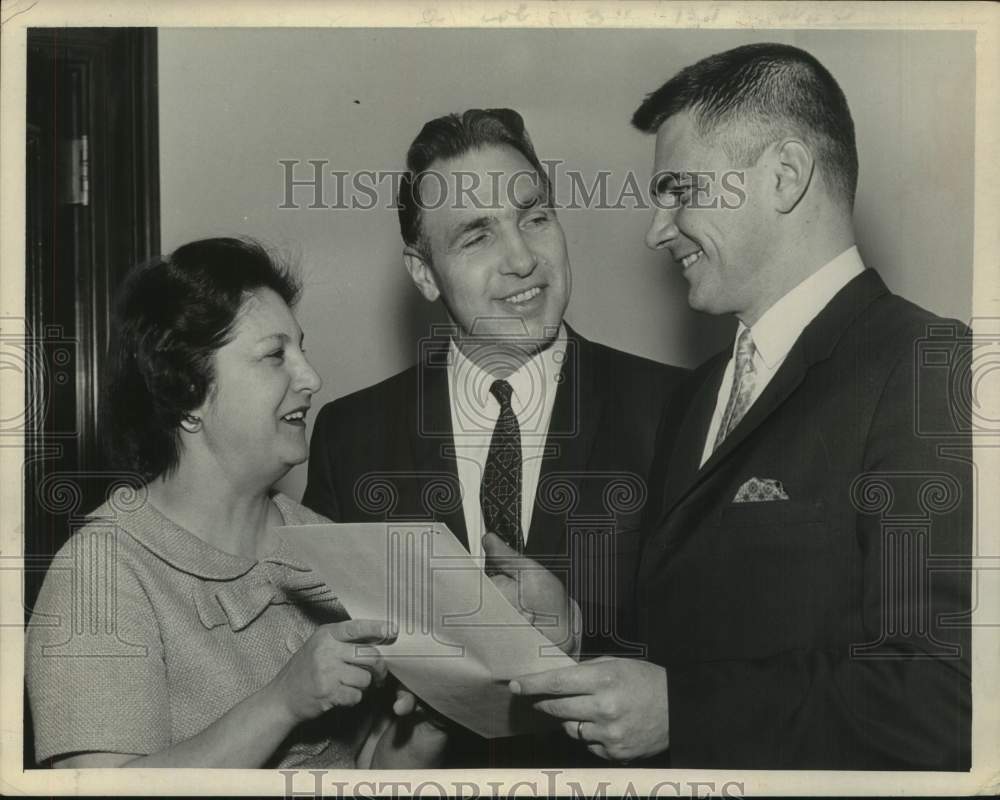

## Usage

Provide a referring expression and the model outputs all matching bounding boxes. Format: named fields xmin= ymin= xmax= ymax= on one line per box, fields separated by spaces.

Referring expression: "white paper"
xmin=277 ymin=522 xmax=575 ymax=738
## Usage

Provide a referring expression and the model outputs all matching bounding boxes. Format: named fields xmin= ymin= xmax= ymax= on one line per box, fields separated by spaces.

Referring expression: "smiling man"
xmin=303 ymin=108 xmax=687 ymax=766
xmin=513 ymin=43 xmax=972 ymax=770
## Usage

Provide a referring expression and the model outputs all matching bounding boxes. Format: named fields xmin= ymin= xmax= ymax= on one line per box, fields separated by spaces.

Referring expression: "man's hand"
xmin=482 ymin=532 xmax=579 ymax=656
xmin=509 ymin=657 xmax=669 ymax=762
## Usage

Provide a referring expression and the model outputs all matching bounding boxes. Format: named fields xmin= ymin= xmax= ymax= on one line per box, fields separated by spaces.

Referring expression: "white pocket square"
xmin=733 ymin=477 xmax=789 ymax=503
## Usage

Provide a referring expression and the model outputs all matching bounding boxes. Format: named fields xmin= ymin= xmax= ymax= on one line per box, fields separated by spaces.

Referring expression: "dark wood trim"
xmin=24 ymin=26 xmax=160 ymax=769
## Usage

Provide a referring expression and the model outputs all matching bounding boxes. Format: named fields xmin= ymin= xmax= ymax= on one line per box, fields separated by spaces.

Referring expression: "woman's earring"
xmin=180 ymin=414 xmax=202 ymax=433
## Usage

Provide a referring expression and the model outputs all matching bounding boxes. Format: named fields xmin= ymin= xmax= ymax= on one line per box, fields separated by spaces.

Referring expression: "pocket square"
xmin=733 ymin=477 xmax=789 ymax=503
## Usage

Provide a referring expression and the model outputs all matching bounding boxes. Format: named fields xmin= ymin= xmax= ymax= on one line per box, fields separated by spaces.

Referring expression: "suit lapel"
xmin=658 ymin=269 xmax=890 ymax=523
xmin=409 ymin=338 xmax=470 ymax=550
xmin=656 ymin=355 xmax=727 ymax=515
xmin=526 ymin=327 xmax=602 ymax=556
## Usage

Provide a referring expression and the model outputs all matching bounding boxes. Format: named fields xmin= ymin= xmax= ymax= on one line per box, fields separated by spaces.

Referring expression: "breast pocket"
xmin=718 ymin=499 xmax=832 ymax=556
xmin=719 ymin=498 xmax=827 ymax=527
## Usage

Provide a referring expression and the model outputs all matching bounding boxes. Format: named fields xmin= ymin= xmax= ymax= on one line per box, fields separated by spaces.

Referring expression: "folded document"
xmin=278 ymin=522 xmax=575 ymax=738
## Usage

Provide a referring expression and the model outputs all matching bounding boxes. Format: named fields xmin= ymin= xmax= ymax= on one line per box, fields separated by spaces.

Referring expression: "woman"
xmin=26 ymin=237 xmax=446 ymax=768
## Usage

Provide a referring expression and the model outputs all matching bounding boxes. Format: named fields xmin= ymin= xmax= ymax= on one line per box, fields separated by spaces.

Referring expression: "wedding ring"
xmin=577 ymin=720 xmax=585 ymax=740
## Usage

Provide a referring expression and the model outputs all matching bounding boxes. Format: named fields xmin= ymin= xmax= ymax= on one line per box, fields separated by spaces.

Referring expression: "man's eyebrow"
xmin=448 ymin=215 xmax=493 ymax=245
xmin=653 ymin=172 xmax=685 ymax=193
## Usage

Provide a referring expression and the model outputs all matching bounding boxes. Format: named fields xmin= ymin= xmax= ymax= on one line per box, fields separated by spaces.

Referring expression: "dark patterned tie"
xmin=480 ymin=379 xmax=524 ymax=553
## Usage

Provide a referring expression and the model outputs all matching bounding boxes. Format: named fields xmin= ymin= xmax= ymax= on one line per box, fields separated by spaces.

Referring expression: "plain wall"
xmin=159 ymin=28 xmax=975 ymax=499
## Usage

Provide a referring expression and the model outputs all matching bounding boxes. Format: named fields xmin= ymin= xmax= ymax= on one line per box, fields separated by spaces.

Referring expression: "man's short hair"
xmin=103 ymin=237 xmax=300 ymax=481
xmin=397 ymin=108 xmax=551 ymax=262
xmin=632 ymin=42 xmax=858 ymax=209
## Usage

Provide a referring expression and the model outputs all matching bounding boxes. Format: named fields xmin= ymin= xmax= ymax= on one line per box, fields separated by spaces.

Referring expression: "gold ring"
xmin=577 ymin=720 xmax=585 ymax=740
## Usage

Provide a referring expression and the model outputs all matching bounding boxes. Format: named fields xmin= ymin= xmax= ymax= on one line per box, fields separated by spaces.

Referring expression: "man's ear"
xmin=403 ymin=246 xmax=440 ymax=302
xmin=772 ymin=138 xmax=814 ymax=214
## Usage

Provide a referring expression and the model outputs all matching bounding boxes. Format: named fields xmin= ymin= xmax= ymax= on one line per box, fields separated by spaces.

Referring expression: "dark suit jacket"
xmin=638 ymin=270 xmax=972 ymax=770
xmin=304 ymin=325 xmax=686 ymax=765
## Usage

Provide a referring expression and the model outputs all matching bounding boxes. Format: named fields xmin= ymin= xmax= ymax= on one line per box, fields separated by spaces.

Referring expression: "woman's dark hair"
xmin=102 ymin=237 xmax=301 ymax=481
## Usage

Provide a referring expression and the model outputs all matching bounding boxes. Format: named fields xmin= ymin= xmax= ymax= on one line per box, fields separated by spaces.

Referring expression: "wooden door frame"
xmin=24 ymin=28 xmax=160 ymax=767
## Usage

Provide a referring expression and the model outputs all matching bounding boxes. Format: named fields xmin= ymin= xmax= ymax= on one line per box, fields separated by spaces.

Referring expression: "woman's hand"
xmin=391 ymin=685 xmax=451 ymax=731
xmin=267 ymin=618 xmax=396 ymax=725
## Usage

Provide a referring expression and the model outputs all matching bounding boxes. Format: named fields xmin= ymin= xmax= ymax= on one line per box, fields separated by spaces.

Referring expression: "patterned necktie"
xmin=713 ymin=327 xmax=757 ymax=452
xmin=480 ymin=379 xmax=524 ymax=552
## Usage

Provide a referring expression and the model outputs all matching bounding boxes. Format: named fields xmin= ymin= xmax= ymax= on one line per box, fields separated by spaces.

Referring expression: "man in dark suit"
xmin=512 ymin=43 xmax=971 ymax=770
xmin=303 ymin=108 xmax=686 ymax=764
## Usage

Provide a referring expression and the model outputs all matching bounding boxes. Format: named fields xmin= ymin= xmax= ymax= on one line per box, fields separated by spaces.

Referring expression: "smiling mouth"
xmin=500 ymin=286 xmax=543 ymax=305
xmin=679 ymin=250 xmax=703 ymax=270
xmin=280 ymin=408 xmax=309 ymax=425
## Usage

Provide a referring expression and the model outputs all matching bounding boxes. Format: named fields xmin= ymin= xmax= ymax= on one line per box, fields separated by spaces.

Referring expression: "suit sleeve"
xmin=302 ymin=403 xmax=344 ymax=522
xmin=664 ymin=344 xmax=972 ymax=770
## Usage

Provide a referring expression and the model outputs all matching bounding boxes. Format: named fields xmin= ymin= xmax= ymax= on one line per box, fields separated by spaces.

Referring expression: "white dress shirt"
xmin=700 ymin=246 xmax=866 ymax=466
xmin=447 ymin=324 xmax=567 ymax=566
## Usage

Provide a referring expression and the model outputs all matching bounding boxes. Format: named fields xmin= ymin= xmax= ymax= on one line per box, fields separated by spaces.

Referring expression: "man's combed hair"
xmin=103 ymin=237 xmax=301 ymax=482
xmin=397 ymin=108 xmax=552 ymax=261
xmin=632 ymin=42 xmax=858 ymax=209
